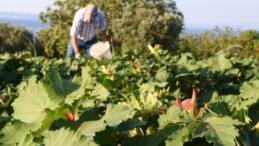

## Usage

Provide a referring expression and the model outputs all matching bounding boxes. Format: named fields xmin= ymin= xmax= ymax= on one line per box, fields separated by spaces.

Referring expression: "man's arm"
xmin=72 ymin=36 xmax=80 ymax=57
xmin=98 ymin=9 xmax=107 ymax=43
xmin=102 ymin=29 xmax=108 ymax=42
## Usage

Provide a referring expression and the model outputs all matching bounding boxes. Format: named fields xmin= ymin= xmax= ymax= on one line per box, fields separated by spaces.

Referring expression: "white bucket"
xmin=89 ymin=41 xmax=112 ymax=60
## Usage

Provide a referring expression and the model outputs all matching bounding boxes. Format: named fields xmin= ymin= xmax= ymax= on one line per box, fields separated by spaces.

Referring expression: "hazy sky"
xmin=0 ymin=0 xmax=259 ymax=30
xmin=175 ymin=0 xmax=259 ymax=30
xmin=0 ymin=0 xmax=54 ymax=14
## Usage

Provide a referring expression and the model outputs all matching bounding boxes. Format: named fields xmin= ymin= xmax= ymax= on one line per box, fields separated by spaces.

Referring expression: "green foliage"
xmin=0 ymin=23 xmax=35 ymax=54
xmin=44 ymin=128 xmax=98 ymax=146
xmin=112 ymin=2 xmax=183 ymax=53
xmin=177 ymin=26 xmax=259 ymax=59
xmin=192 ymin=117 xmax=242 ymax=146
xmin=0 ymin=120 xmax=37 ymax=146
xmin=37 ymin=0 xmax=183 ymax=57
xmin=11 ymin=72 xmax=64 ymax=126
xmin=1 ymin=48 xmax=259 ymax=145
xmin=237 ymin=30 xmax=259 ymax=56
xmin=36 ymin=28 xmax=62 ymax=57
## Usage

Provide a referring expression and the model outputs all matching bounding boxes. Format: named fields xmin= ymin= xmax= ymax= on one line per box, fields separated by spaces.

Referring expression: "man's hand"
xmin=102 ymin=29 xmax=108 ymax=42
xmin=75 ymin=52 xmax=81 ymax=59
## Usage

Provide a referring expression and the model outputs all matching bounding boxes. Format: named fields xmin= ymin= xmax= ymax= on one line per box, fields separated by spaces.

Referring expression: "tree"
xmin=176 ymin=27 xmax=259 ymax=59
xmin=0 ymin=23 xmax=35 ymax=54
xmin=112 ymin=1 xmax=183 ymax=53
xmin=38 ymin=0 xmax=184 ymax=57
xmin=237 ymin=30 xmax=259 ymax=57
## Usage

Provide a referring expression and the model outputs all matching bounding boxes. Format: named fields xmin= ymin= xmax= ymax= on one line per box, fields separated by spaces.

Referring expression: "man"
xmin=66 ymin=4 xmax=107 ymax=58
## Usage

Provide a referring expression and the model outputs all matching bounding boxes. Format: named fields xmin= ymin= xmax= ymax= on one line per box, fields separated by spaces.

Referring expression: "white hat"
xmin=89 ymin=41 xmax=112 ymax=60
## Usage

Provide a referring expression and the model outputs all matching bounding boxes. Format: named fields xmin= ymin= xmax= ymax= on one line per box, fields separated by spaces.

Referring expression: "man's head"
xmin=85 ymin=4 xmax=98 ymax=24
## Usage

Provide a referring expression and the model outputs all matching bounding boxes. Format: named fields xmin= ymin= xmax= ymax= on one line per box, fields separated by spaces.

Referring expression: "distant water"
xmin=183 ymin=28 xmax=209 ymax=34
xmin=0 ymin=18 xmax=49 ymax=36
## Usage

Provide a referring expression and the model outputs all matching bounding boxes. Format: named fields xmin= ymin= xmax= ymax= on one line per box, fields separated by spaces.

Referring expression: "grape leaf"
xmin=102 ymin=103 xmax=135 ymax=127
xmin=77 ymin=119 xmax=106 ymax=138
xmin=65 ymin=66 xmax=96 ymax=104
xmin=192 ymin=117 xmax=242 ymax=146
xmin=78 ymin=103 xmax=135 ymax=138
xmin=44 ymin=128 xmax=97 ymax=146
xmin=42 ymin=68 xmax=67 ymax=101
xmin=12 ymin=79 xmax=60 ymax=125
xmin=91 ymin=83 xmax=110 ymax=101
xmin=158 ymin=106 xmax=195 ymax=129
xmin=240 ymin=80 xmax=259 ymax=100
xmin=155 ymin=66 xmax=169 ymax=82
xmin=0 ymin=120 xmax=37 ymax=146
xmin=207 ymin=51 xmax=232 ymax=71
xmin=165 ymin=125 xmax=189 ymax=146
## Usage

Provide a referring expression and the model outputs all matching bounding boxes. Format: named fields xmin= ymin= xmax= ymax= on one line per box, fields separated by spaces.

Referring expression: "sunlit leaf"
xmin=44 ymin=128 xmax=97 ymax=146
xmin=207 ymin=52 xmax=232 ymax=71
xmin=78 ymin=103 xmax=135 ymax=138
xmin=192 ymin=117 xmax=242 ymax=146
xmin=77 ymin=120 xmax=106 ymax=138
xmin=12 ymin=79 xmax=60 ymax=125
xmin=240 ymin=80 xmax=259 ymax=100
xmin=155 ymin=66 xmax=169 ymax=82
xmin=0 ymin=121 xmax=38 ymax=146
xmin=91 ymin=83 xmax=110 ymax=101
xmin=102 ymin=103 xmax=135 ymax=127
xmin=158 ymin=106 xmax=195 ymax=129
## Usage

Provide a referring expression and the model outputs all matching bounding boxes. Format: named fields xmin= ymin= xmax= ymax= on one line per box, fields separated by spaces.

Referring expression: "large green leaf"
xmin=139 ymin=80 xmax=167 ymax=93
xmin=206 ymin=99 xmax=250 ymax=124
xmin=65 ymin=66 xmax=96 ymax=104
xmin=0 ymin=120 xmax=38 ymax=146
xmin=91 ymin=83 xmax=110 ymax=101
xmin=102 ymin=103 xmax=135 ymax=127
xmin=62 ymin=79 xmax=81 ymax=97
xmin=139 ymin=92 xmax=162 ymax=109
xmin=198 ymin=89 xmax=218 ymax=105
xmin=77 ymin=119 xmax=106 ymax=138
xmin=207 ymin=51 xmax=232 ymax=71
xmin=157 ymin=107 xmax=198 ymax=146
xmin=177 ymin=55 xmax=200 ymax=72
xmin=206 ymin=102 xmax=232 ymax=117
xmin=240 ymin=80 xmax=259 ymax=100
xmin=78 ymin=103 xmax=135 ymax=138
xmin=44 ymin=128 xmax=97 ymax=146
xmin=42 ymin=68 xmax=67 ymax=101
xmin=42 ymin=68 xmax=83 ymax=104
xmin=165 ymin=125 xmax=189 ymax=146
xmin=158 ymin=106 xmax=195 ymax=129
xmin=12 ymin=79 xmax=60 ymax=125
xmin=122 ymin=93 xmax=142 ymax=110
xmin=211 ymin=95 xmax=257 ymax=112
xmin=192 ymin=117 xmax=242 ymax=146
xmin=17 ymin=136 xmax=35 ymax=146
xmin=34 ymin=107 xmax=64 ymax=136
xmin=155 ymin=66 xmax=169 ymax=82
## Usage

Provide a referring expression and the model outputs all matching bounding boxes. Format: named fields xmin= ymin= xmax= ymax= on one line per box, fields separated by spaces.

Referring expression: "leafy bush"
xmin=176 ymin=26 xmax=259 ymax=59
xmin=0 ymin=23 xmax=34 ymax=54
xmin=112 ymin=2 xmax=183 ymax=53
